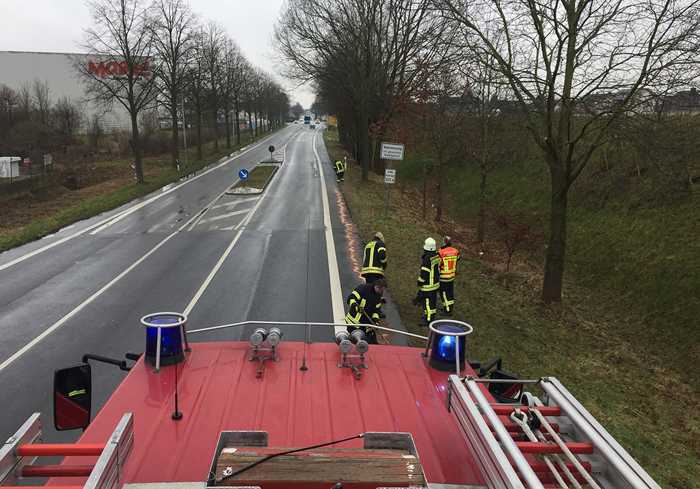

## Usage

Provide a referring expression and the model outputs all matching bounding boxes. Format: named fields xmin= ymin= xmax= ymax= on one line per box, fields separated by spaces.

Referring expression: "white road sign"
xmin=380 ymin=142 xmax=405 ymax=161
xmin=384 ymin=168 xmax=396 ymax=184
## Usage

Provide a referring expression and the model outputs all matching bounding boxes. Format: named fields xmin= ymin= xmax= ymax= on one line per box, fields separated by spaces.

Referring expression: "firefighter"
xmin=438 ymin=235 xmax=460 ymax=315
xmin=334 ymin=159 xmax=345 ymax=181
xmin=361 ymin=231 xmax=387 ymax=284
xmin=345 ymin=278 xmax=387 ymax=344
xmin=414 ymin=237 xmax=441 ymax=326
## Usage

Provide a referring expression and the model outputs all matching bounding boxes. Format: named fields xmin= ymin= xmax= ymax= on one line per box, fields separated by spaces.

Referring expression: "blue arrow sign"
xmin=239 ymin=168 xmax=249 ymax=180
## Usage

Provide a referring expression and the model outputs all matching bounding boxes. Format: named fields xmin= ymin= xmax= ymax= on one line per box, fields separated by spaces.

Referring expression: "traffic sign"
xmin=380 ymin=142 xmax=404 ymax=161
xmin=384 ymin=169 xmax=396 ymax=184
xmin=268 ymin=145 xmax=275 ymax=153
xmin=239 ymin=168 xmax=249 ymax=180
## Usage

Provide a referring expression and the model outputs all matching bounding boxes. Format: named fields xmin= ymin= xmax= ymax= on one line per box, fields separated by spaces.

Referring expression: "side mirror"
xmin=54 ymin=364 xmax=92 ymax=431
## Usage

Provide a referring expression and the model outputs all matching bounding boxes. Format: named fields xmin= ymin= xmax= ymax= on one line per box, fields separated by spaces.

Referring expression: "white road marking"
xmin=211 ymin=197 xmax=258 ymax=210
xmin=0 ymin=132 xmax=282 ymax=272
xmin=182 ymin=167 xmax=281 ymax=316
xmin=312 ymin=132 xmax=345 ymax=331
xmin=89 ymin=133 xmax=278 ymax=235
xmin=198 ymin=208 xmax=252 ymax=225
xmin=0 ymin=208 xmax=204 ymax=375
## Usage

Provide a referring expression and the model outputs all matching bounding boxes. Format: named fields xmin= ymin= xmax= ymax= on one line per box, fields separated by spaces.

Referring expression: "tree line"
xmin=78 ymin=0 xmax=291 ymax=184
xmin=276 ymin=0 xmax=700 ymax=303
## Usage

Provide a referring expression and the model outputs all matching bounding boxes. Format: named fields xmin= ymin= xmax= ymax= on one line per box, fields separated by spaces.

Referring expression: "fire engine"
xmin=0 ymin=314 xmax=661 ymax=489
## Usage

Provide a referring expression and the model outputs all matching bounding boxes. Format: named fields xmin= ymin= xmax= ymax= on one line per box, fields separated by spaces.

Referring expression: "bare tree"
xmin=32 ymin=79 xmax=51 ymax=126
xmin=438 ymin=0 xmax=700 ymax=302
xmin=77 ymin=0 xmax=158 ymax=184
xmin=415 ymin=66 xmax=469 ymax=221
xmin=184 ymin=27 xmax=207 ymax=160
xmin=276 ymin=0 xmax=449 ymax=180
xmin=220 ymin=39 xmax=246 ymax=149
xmin=290 ymin=102 xmax=304 ymax=120
xmin=150 ymin=0 xmax=196 ymax=168
xmin=201 ymin=21 xmax=226 ymax=151
xmin=53 ymin=97 xmax=84 ymax=138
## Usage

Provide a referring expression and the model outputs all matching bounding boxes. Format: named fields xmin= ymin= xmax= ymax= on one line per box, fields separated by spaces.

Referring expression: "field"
xmin=324 ymin=129 xmax=700 ymax=489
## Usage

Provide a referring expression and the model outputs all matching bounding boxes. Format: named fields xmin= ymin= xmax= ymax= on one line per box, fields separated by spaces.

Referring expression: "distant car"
xmin=310 ymin=124 xmax=316 ymax=129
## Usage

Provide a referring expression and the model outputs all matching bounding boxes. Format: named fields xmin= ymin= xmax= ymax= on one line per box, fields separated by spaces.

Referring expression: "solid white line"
xmin=198 ymin=208 xmax=252 ymax=224
xmin=0 ymin=132 xmax=282 ymax=272
xmin=0 ymin=209 xmax=203 ymax=375
xmin=312 ymin=132 xmax=345 ymax=331
xmin=182 ymin=166 xmax=281 ymax=316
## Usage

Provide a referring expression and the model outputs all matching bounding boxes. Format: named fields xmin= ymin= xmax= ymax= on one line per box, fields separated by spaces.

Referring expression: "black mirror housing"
xmin=54 ymin=363 xmax=92 ymax=431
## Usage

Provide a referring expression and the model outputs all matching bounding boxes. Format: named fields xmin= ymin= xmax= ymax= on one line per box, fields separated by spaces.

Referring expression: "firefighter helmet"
xmin=423 ymin=237 xmax=437 ymax=251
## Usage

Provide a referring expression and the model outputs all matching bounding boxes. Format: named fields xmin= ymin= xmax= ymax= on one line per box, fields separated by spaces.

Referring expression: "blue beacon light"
xmin=428 ymin=321 xmax=471 ymax=371
xmin=141 ymin=312 xmax=187 ymax=371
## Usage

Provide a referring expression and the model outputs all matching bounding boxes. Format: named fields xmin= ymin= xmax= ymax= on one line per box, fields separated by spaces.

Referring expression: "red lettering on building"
xmin=86 ymin=60 xmax=151 ymax=79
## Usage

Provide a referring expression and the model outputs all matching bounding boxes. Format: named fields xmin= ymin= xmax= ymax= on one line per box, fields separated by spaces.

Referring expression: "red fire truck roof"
xmin=60 ymin=342 xmax=485 ymax=487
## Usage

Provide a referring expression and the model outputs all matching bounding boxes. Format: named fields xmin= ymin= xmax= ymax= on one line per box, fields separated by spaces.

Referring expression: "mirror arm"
xmin=82 ymin=354 xmax=130 ymax=372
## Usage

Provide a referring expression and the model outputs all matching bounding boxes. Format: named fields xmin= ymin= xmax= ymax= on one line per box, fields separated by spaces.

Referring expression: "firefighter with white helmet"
xmin=414 ymin=237 xmax=441 ymax=326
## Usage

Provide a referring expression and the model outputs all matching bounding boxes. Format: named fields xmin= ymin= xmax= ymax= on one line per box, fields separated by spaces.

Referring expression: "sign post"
xmin=380 ymin=142 xmax=404 ymax=218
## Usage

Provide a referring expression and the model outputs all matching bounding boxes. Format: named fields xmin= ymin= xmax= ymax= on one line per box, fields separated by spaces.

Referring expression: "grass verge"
xmin=324 ymin=129 xmax=700 ymax=489
xmin=0 ymin=130 xmax=281 ymax=253
xmin=230 ymin=165 xmax=278 ymax=192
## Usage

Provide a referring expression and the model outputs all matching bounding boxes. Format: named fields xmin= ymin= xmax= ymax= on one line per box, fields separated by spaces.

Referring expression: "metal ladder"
xmin=0 ymin=413 xmax=133 ymax=489
xmin=447 ymin=375 xmax=661 ymax=489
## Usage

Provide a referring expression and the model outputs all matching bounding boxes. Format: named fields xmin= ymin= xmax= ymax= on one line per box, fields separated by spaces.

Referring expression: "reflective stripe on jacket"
xmin=361 ymin=239 xmax=387 ymax=275
xmin=345 ymin=284 xmax=382 ymax=325
xmin=438 ymin=246 xmax=460 ymax=281
xmin=417 ymin=251 xmax=441 ymax=292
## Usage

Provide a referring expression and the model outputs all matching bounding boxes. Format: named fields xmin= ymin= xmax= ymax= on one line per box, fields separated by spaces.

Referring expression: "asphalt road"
xmin=0 ymin=124 xmax=403 ymax=444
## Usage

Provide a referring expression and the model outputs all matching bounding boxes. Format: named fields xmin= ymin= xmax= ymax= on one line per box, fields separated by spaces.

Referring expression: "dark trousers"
xmin=418 ymin=290 xmax=438 ymax=325
xmin=336 ymin=170 xmax=345 ymax=181
xmin=440 ymin=280 xmax=455 ymax=313
xmin=362 ymin=272 xmax=384 ymax=284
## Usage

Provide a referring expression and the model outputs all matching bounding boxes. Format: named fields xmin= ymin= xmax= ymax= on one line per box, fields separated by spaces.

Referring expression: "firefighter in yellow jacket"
xmin=438 ymin=236 xmax=460 ymax=315
xmin=345 ymin=279 xmax=387 ymax=344
xmin=361 ymin=231 xmax=387 ymax=284
xmin=414 ymin=237 xmax=441 ymax=326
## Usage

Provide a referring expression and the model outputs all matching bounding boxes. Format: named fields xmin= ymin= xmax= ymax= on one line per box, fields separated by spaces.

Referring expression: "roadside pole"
xmin=380 ymin=142 xmax=403 ymax=218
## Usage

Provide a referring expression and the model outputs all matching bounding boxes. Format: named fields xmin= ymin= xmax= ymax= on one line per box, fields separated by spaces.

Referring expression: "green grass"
xmin=324 ymin=131 xmax=700 ymax=489
xmin=0 ymin=129 xmax=281 ymax=253
xmin=232 ymin=165 xmax=277 ymax=190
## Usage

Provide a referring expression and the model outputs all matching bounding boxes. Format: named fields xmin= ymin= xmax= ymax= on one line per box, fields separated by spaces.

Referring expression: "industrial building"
xmin=0 ymin=50 xmax=132 ymax=132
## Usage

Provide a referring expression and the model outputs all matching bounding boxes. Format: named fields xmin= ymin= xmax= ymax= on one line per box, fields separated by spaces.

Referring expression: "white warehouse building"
xmin=0 ymin=50 xmax=132 ymax=132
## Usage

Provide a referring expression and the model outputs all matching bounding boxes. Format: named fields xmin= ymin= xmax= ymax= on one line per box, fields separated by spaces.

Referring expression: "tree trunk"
xmin=130 ymin=111 xmax=144 ymax=184
xmin=170 ymin=103 xmax=179 ymax=169
xmin=436 ymin=156 xmax=443 ymax=222
xmin=542 ymin=169 xmax=568 ymax=303
xmin=212 ymin=107 xmax=219 ymax=151
xmin=224 ymin=107 xmax=231 ymax=149
xmin=358 ymin=110 xmax=370 ymax=181
xmin=196 ymin=102 xmax=203 ymax=161
xmin=422 ymin=163 xmax=427 ymax=219
xmin=234 ymin=98 xmax=241 ymax=146
xmin=477 ymin=169 xmax=487 ymax=246
xmin=248 ymin=112 xmax=253 ymax=142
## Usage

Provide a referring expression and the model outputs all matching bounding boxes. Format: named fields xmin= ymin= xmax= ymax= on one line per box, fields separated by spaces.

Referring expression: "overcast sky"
xmin=0 ymin=0 xmax=314 ymax=107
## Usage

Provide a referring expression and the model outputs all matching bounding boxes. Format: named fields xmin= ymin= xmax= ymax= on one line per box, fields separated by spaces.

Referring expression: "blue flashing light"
xmin=143 ymin=313 xmax=186 ymax=368
xmin=429 ymin=322 xmax=467 ymax=371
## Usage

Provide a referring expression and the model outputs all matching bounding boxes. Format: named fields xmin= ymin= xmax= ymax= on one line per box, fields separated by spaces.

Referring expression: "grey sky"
xmin=0 ymin=0 xmax=313 ymax=107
